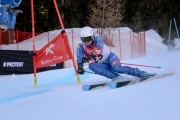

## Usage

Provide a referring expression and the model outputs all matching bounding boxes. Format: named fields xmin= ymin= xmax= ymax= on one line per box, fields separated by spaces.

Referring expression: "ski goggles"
xmin=80 ymin=36 xmax=92 ymax=42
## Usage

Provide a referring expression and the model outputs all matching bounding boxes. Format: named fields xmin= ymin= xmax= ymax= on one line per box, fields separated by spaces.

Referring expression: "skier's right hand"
xmin=77 ymin=63 xmax=85 ymax=74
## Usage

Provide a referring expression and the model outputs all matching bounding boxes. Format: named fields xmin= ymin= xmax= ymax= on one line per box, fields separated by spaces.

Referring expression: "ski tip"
xmin=82 ymin=85 xmax=90 ymax=91
xmin=108 ymin=82 xmax=117 ymax=89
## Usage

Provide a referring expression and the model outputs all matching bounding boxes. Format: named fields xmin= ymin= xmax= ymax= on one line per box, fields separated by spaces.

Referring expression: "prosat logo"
xmin=3 ymin=62 xmax=24 ymax=67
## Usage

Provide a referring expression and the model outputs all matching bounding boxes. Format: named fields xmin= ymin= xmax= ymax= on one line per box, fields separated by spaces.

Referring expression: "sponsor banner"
xmin=0 ymin=50 xmax=63 ymax=75
xmin=35 ymin=32 xmax=72 ymax=68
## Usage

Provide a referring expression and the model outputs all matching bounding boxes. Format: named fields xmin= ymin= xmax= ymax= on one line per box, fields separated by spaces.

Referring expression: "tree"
xmin=16 ymin=0 xmax=59 ymax=32
xmin=131 ymin=11 xmax=143 ymax=32
xmin=16 ymin=0 xmax=93 ymax=32
xmin=88 ymin=0 xmax=126 ymax=29
xmin=15 ymin=0 xmax=180 ymax=35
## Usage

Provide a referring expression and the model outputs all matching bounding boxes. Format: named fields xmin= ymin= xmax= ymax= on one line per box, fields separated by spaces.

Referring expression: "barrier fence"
xmin=0 ymin=29 xmax=41 ymax=44
xmin=0 ymin=28 xmax=146 ymax=68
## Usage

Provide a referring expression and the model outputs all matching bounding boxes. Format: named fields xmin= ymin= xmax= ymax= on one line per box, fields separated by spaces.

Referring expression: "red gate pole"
xmin=53 ymin=0 xmax=81 ymax=84
xmin=31 ymin=0 xmax=37 ymax=87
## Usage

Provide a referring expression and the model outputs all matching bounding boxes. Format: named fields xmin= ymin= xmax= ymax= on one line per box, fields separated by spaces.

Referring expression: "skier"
xmin=76 ymin=26 xmax=155 ymax=80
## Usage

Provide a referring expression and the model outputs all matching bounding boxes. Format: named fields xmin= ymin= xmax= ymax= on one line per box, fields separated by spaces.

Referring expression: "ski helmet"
xmin=80 ymin=26 xmax=94 ymax=38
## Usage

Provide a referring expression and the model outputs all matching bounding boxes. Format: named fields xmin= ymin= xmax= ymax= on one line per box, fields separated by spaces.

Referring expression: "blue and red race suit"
xmin=76 ymin=35 xmax=151 ymax=79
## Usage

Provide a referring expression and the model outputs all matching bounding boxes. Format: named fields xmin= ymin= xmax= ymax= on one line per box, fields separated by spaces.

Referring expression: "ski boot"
xmin=133 ymin=68 xmax=156 ymax=78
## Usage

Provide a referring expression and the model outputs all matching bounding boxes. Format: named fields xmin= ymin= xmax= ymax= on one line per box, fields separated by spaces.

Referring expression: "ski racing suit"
xmin=76 ymin=35 xmax=151 ymax=79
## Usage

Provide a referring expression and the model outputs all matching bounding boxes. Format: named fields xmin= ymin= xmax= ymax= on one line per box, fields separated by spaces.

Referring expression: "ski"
xmin=82 ymin=83 xmax=108 ymax=91
xmin=82 ymin=77 xmax=133 ymax=91
xmin=82 ymin=71 xmax=175 ymax=91
xmin=108 ymin=71 xmax=175 ymax=89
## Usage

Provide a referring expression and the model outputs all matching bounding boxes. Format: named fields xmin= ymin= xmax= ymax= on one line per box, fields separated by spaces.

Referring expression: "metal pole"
xmin=173 ymin=18 xmax=180 ymax=39
xmin=53 ymin=0 xmax=81 ymax=84
xmin=168 ymin=20 xmax=172 ymax=51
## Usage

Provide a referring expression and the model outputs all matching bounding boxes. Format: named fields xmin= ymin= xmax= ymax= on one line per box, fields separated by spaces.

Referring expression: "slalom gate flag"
xmin=35 ymin=31 xmax=72 ymax=69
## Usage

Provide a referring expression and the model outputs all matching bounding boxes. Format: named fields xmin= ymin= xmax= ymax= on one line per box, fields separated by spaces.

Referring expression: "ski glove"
xmin=83 ymin=53 xmax=97 ymax=62
xmin=87 ymin=53 xmax=96 ymax=59
xmin=77 ymin=63 xmax=85 ymax=74
xmin=82 ymin=53 xmax=97 ymax=63
xmin=82 ymin=56 xmax=89 ymax=63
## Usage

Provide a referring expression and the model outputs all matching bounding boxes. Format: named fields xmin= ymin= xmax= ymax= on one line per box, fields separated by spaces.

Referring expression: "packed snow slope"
xmin=0 ymin=29 xmax=180 ymax=120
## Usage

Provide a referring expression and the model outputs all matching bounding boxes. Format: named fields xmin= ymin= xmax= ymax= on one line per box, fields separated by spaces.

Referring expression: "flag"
xmin=35 ymin=31 xmax=72 ymax=69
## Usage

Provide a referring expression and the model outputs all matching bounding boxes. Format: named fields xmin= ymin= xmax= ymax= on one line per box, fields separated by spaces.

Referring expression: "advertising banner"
xmin=0 ymin=50 xmax=63 ymax=75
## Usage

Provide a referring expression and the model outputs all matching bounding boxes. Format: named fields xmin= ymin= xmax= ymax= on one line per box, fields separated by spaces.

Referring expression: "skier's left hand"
xmin=77 ymin=63 xmax=85 ymax=74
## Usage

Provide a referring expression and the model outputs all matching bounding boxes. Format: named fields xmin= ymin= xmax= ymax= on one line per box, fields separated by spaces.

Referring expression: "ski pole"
xmin=88 ymin=60 xmax=161 ymax=69
xmin=120 ymin=62 xmax=161 ymax=68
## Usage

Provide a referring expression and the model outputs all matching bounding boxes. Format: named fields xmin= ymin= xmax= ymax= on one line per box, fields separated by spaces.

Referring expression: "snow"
xmin=0 ymin=28 xmax=180 ymax=120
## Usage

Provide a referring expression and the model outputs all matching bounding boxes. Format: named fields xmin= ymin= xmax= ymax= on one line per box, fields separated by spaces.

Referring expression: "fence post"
xmin=140 ymin=32 xmax=142 ymax=57
xmin=144 ymin=31 xmax=146 ymax=56
xmin=118 ymin=29 xmax=122 ymax=58
xmin=130 ymin=29 xmax=133 ymax=58
xmin=138 ymin=33 xmax=140 ymax=57
xmin=16 ymin=29 xmax=19 ymax=50
xmin=0 ymin=29 xmax=2 ymax=49
xmin=108 ymin=30 xmax=111 ymax=52
xmin=47 ymin=31 xmax=50 ymax=43
xmin=133 ymin=32 xmax=135 ymax=57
